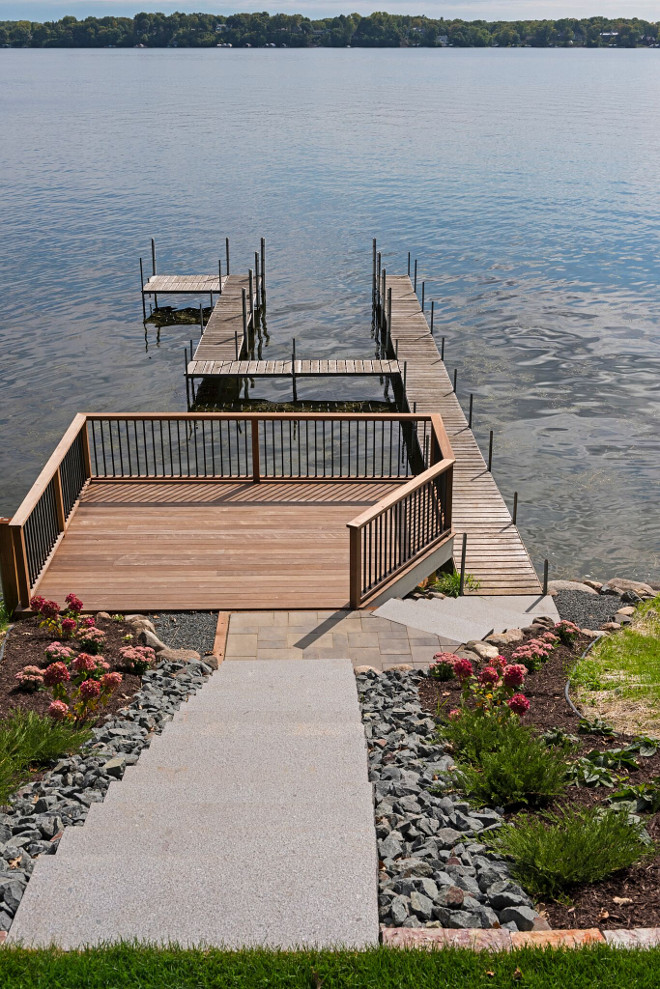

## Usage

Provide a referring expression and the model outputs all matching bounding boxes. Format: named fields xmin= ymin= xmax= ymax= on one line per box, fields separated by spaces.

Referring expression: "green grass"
xmin=571 ymin=596 xmax=660 ymax=733
xmin=440 ymin=711 xmax=571 ymax=809
xmin=0 ymin=599 xmax=11 ymax=633
xmin=0 ymin=709 xmax=91 ymax=806
xmin=3 ymin=944 xmax=660 ymax=989
xmin=489 ymin=805 xmax=652 ymax=899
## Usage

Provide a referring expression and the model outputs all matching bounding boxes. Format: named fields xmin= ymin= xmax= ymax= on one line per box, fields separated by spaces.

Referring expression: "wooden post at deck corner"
xmin=0 ymin=519 xmax=19 ymax=616
xmin=348 ymin=524 xmax=362 ymax=610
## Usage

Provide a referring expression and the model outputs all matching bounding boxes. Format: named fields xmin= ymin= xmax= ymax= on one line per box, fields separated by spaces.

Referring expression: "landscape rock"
xmin=485 ymin=629 xmax=524 ymax=648
xmin=138 ymin=629 xmax=168 ymax=651
xmin=548 ymin=579 xmax=598 ymax=595
xmin=602 ymin=578 xmax=655 ymax=599
xmin=498 ymin=905 xmax=538 ymax=931
xmin=465 ymin=641 xmax=500 ymax=661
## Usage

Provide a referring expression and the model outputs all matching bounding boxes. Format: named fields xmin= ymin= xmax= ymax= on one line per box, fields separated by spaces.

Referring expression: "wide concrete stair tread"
xmin=8 ymin=852 xmax=376 ymax=949
xmin=375 ymin=594 xmax=559 ymax=642
xmin=8 ymin=658 xmax=378 ymax=949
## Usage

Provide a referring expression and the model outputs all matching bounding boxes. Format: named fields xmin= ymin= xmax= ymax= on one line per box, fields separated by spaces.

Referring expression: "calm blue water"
xmin=1 ymin=48 xmax=659 ymax=581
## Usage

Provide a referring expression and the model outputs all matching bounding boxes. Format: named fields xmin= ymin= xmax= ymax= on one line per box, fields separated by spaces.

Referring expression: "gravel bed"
xmin=0 ymin=624 xmax=215 ymax=934
xmin=357 ymin=669 xmax=540 ymax=932
xmin=554 ymin=590 xmax=623 ymax=629
xmin=151 ymin=611 xmax=217 ymax=657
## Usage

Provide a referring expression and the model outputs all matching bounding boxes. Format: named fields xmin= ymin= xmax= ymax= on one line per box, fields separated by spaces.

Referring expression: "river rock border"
xmin=0 ymin=615 xmax=216 ymax=938
xmin=356 ymin=668 xmax=546 ymax=934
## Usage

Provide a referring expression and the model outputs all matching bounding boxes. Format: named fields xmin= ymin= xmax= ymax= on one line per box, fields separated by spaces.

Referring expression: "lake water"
xmin=1 ymin=47 xmax=659 ymax=583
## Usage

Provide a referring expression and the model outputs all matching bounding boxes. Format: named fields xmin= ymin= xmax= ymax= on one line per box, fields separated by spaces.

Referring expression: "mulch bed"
xmin=419 ymin=632 xmax=660 ymax=931
xmin=0 ymin=615 xmax=143 ymax=724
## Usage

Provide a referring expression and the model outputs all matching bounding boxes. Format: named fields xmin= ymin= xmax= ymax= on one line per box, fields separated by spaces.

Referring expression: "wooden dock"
xmin=382 ymin=273 xmax=541 ymax=596
xmin=186 ymin=358 xmax=400 ymax=378
xmin=143 ymin=274 xmax=224 ymax=296
xmin=192 ymin=273 xmax=256 ymax=363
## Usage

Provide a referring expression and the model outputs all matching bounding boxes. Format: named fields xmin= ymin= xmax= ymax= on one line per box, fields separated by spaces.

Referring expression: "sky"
xmin=1 ymin=0 xmax=657 ymax=21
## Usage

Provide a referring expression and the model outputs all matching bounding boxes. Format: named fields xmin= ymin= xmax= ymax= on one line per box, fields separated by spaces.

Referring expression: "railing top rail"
xmin=346 ymin=457 xmax=455 ymax=531
xmin=84 ymin=412 xmax=435 ymax=423
xmin=11 ymin=414 xmax=87 ymax=528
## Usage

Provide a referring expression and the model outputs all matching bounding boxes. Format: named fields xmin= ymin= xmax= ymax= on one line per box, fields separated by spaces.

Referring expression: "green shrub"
xmin=0 ymin=709 xmax=91 ymax=806
xmin=427 ymin=570 xmax=480 ymax=598
xmin=441 ymin=711 xmax=570 ymax=809
xmin=490 ymin=806 xmax=652 ymax=899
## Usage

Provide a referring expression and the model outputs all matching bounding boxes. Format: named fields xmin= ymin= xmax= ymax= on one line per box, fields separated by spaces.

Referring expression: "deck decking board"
xmin=387 ymin=274 xmax=541 ymax=596
xmin=34 ymin=479 xmax=401 ymax=611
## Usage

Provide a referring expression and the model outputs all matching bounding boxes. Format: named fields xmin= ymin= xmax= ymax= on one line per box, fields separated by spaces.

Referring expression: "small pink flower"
xmin=479 ymin=666 xmax=500 ymax=687
xmin=452 ymin=658 xmax=474 ymax=681
xmin=48 ymin=700 xmax=70 ymax=721
xmin=65 ymin=593 xmax=83 ymax=614
xmin=448 ymin=708 xmax=461 ymax=720
xmin=101 ymin=671 xmax=123 ymax=692
xmin=40 ymin=600 xmax=60 ymax=620
xmin=433 ymin=651 xmax=456 ymax=663
xmin=43 ymin=662 xmax=71 ymax=686
xmin=15 ymin=667 xmax=44 ymax=691
xmin=507 ymin=693 xmax=530 ymax=716
xmin=29 ymin=595 xmax=46 ymax=612
xmin=79 ymin=679 xmax=101 ymax=700
xmin=61 ymin=617 xmax=77 ymax=637
xmin=45 ymin=641 xmax=74 ymax=662
xmin=502 ymin=663 xmax=527 ymax=688
xmin=71 ymin=652 xmax=98 ymax=674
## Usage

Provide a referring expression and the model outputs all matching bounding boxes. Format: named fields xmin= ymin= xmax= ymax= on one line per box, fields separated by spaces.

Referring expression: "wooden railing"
xmin=0 ymin=412 xmax=453 ymax=612
xmin=347 ymin=414 xmax=454 ymax=608
xmin=85 ymin=413 xmax=438 ymax=482
xmin=0 ymin=415 xmax=91 ymax=613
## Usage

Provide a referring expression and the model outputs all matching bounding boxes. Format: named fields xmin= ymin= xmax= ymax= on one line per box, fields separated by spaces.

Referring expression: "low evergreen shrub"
xmin=0 ymin=709 xmax=91 ymax=806
xmin=490 ymin=805 xmax=652 ymax=899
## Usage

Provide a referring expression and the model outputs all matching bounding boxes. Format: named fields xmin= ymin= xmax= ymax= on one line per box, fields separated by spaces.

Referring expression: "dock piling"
xmin=512 ymin=491 xmax=518 ymax=525
xmin=403 ymin=360 xmax=407 ymax=400
xmin=459 ymin=533 xmax=468 ymax=596
xmin=199 ymin=303 xmax=204 ymax=332
xmin=441 ymin=336 xmax=445 ymax=361
xmin=242 ymin=288 xmax=247 ymax=344
xmin=218 ymin=259 xmax=223 ymax=295
xmin=430 ymin=300 xmax=434 ymax=335
xmin=260 ymin=237 xmax=267 ymax=310
xmin=488 ymin=431 xmax=494 ymax=472
xmin=139 ymin=258 xmax=146 ymax=321
xmin=413 ymin=259 xmax=417 ymax=291
xmin=407 ymin=252 xmax=411 ymax=277
xmin=255 ymin=253 xmax=261 ymax=310
xmin=421 ymin=281 xmax=425 ymax=312
xmin=468 ymin=393 xmax=473 ymax=428
xmin=387 ymin=288 xmax=392 ymax=352
xmin=372 ymin=239 xmax=377 ymax=308
xmin=453 ymin=368 xmax=457 ymax=393
xmin=151 ymin=239 xmax=159 ymax=309
xmin=543 ymin=559 xmax=549 ymax=596
xmin=234 ymin=330 xmax=239 ymax=360
xmin=292 ymin=337 xmax=298 ymax=402
xmin=249 ymin=269 xmax=255 ymax=319
xmin=226 ymin=237 xmax=230 ymax=276
xmin=184 ymin=347 xmax=191 ymax=410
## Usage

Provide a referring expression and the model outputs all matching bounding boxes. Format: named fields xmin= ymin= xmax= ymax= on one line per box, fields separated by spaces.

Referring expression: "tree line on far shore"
xmin=1 ymin=12 xmax=658 ymax=49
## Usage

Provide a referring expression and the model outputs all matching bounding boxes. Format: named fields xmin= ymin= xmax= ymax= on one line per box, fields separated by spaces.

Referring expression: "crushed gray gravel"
xmin=150 ymin=612 xmax=218 ymax=657
xmin=554 ymin=590 xmax=622 ymax=630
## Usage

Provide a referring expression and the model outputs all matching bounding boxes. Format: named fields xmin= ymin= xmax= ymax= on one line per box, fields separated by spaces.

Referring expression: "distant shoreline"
xmin=1 ymin=12 xmax=658 ymax=50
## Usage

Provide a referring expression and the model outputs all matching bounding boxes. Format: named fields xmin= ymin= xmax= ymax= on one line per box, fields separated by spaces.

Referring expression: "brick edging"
xmin=381 ymin=925 xmax=660 ymax=950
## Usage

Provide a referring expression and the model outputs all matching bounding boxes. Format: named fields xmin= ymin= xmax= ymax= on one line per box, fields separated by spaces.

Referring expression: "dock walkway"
xmin=386 ymin=274 xmax=541 ymax=596
xmin=186 ymin=358 xmax=400 ymax=378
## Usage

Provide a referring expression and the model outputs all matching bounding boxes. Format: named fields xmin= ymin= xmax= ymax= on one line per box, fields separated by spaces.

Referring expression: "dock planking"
xmin=385 ymin=274 xmax=541 ymax=596
xmin=186 ymin=358 xmax=400 ymax=378
xmin=143 ymin=274 xmax=224 ymax=295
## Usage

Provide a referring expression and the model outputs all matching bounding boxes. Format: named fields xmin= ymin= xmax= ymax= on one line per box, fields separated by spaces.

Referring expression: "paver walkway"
xmin=8 ymin=659 xmax=379 ymax=949
xmin=225 ymin=610 xmax=460 ymax=670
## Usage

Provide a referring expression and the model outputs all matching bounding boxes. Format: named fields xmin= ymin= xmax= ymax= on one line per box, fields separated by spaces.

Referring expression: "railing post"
xmin=80 ymin=420 xmax=92 ymax=480
xmin=12 ymin=527 xmax=30 ymax=609
xmin=0 ymin=519 xmax=19 ymax=615
xmin=251 ymin=420 xmax=261 ymax=484
xmin=458 ymin=532 xmax=467 ymax=596
xmin=53 ymin=467 xmax=66 ymax=532
xmin=348 ymin=524 xmax=362 ymax=610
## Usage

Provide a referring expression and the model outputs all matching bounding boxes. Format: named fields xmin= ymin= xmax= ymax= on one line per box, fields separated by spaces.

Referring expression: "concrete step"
xmin=8 ymin=657 xmax=378 ymax=949
xmin=8 ymin=848 xmax=378 ymax=949
xmin=374 ymin=594 xmax=559 ymax=644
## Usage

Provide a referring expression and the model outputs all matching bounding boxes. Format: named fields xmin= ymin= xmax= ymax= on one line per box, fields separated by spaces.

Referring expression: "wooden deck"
xmin=143 ymin=274 xmax=224 ymax=295
xmin=386 ymin=274 xmax=541 ymax=596
xmin=186 ymin=358 xmax=400 ymax=378
xmin=33 ymin=478 xmax=400 ymax=612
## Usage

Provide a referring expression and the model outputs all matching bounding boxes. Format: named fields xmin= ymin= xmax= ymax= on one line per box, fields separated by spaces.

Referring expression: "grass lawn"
xmin=572 ymin=596 xmax=660 ymax=736
xmin=2 ymin=944 xmax=660 ymax=989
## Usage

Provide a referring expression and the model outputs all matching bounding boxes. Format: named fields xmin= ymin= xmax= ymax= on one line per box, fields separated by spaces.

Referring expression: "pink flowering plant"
xmin=30 ymin=592 xmax=85 ymax=639
xmin=43 ymin=653 xmax=122 ymax=726
xmin=119 ymin=645 xmax=157 ymax=676
xmin=555 ymin=620 xmax=581 ymax=646
xmin=452 ymin=655 xmax=531 ymax=722
xmin=511 ymin=634 xmax=557 ymax=672
xmin=14 ymin=665 xmax=45 ymax=692
xmin=428 ymin=652 xmax=457 ymax=682
xmin=77 ymin=626 xmax=106 ymax=655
